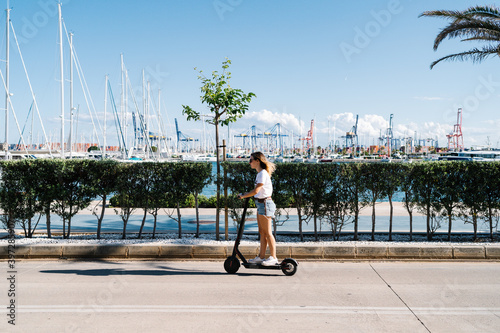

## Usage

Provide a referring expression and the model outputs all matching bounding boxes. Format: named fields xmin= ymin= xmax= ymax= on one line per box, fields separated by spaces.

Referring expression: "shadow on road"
xmin=39 ymin=264 xmax=283 ymax=277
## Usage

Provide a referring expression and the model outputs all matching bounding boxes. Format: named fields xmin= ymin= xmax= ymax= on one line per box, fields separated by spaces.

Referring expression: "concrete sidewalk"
xmin=2 ymin=243 xmax=500 ymax=260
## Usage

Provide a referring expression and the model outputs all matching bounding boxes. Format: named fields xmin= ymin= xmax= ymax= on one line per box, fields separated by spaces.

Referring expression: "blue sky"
xmin=2 ymin=0 xmax=500 ymax=150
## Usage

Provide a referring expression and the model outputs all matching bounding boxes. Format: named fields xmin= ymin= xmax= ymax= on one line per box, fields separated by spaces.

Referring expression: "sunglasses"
xmin=249 ymin=157 xmax=259 ymax=163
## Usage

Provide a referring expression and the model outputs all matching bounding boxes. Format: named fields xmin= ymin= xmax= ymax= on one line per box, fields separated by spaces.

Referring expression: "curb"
xmin=1 ymin=244 xmax=500 ymax=260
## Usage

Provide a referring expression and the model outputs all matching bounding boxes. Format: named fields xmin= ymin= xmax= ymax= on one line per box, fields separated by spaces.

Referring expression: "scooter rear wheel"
xmin=224 ymin=256 xmax=240 ymax=274
xmin=281 ymin=258 xmax=298 ymax=276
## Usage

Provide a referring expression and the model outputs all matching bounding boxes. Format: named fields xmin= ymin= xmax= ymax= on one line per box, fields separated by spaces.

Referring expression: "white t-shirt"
xmin=254 ymin=169 xmax=272 ymax=199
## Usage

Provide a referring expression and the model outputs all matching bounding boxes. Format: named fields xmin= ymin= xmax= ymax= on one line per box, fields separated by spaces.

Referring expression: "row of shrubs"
xmin=1 ymin=159 xmax=499 ymax=241
xmin=223 ymin=161 xmax=500 ymax=241
xmin=0 ymin=159 xmax=212 ymax=239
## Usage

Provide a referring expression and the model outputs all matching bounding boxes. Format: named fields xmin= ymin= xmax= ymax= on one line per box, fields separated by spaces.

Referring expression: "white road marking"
xmin=3 ymin=305 xmax=500 ymax=315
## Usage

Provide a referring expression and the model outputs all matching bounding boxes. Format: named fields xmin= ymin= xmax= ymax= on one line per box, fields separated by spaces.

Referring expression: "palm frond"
xmin=433 ymin=19 xmax=500 ymax=50
xmin=430 ymin=46 xmax=500 ymax=69
xmin=462 ymin=6 xmax=500 ymax=20
xmin=420 ymin=6 xmax=500 ymax=20
xmin=419 ymin=9 xmax=468 ymax=19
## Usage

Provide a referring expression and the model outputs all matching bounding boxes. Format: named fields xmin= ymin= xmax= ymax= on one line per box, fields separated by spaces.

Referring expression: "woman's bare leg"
xmin=257 ymin=214 xmax=276 ymax=258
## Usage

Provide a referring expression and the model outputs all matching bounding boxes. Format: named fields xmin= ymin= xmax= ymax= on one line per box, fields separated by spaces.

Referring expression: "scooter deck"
xmin=243 ymin=262 xmax=282 ymax=269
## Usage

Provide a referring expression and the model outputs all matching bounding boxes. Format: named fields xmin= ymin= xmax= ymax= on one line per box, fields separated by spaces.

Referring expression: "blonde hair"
xmin=251 ymin=152 xmax=276 ymax=176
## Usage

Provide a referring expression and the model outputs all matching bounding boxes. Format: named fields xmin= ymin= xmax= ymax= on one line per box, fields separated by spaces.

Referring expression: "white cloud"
xmin=238 ymin=110 xmax=304 ymax=134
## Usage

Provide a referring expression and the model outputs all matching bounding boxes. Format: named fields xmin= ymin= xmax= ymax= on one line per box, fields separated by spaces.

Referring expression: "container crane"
xmin=341 ymin=115 xmax=358 ymax=156
xmin=386 ymin=114 xmax=394 ymax=156
xmin=447 ymin=108 xmax=464 ymax=151
xmin=300 ymin=120 xmax=314 ymax=152
xmin=175 ymin=118 xmax=198 ymax=152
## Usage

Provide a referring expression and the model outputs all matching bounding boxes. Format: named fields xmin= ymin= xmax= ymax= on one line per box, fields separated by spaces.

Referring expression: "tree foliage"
xmin=182 ymin=58 xmax=255 ymax=240
xmin=420 ymin=6 xmax=500 ymax=68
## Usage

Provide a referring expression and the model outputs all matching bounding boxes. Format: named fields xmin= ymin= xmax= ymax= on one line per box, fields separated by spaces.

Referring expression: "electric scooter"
xmin=224 ymin=198 xmax=298 ymax=276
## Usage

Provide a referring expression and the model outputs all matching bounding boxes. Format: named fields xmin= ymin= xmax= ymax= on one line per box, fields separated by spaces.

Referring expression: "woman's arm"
xmin=238 ymin=183 xmax=263 ymax=199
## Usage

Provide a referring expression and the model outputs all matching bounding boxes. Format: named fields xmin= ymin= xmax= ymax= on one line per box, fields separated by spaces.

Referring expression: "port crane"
xmin=386 ymin=114 xmax=394 ymax=156
xmin=300 ymin=120 xmax=314 ymax=152
xmin=447 ymin=108 xmax=464 ymax=151
xmin=175 ymin=118 xmax=198 ymax=152
xmin=341 ymin=115 xmax=358 ymax=156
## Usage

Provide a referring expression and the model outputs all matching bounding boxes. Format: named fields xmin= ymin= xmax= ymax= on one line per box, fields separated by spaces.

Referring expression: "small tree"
xmin=52 ymin=160 xmax=94 ymax=239
xmin=383 ymin=163 xmax=403 ymax=241
xmin=459 ymin=162 xmax=488 ymax=240
xmin=88 ymin=159 xmax=120 ymax=239
xmin=343 ymin=163 xmax=368 ymax=241
xmin=148 ymin=163 xmax=170 ymax=238
xmin=322 ymin=163 xmax=353 ymax=240
xmin=400 ymin=163 xmax=419 ymax=241
xmin=113 ymin=163 xmax=141 ymax=239
xmin=435 ymin=162 xmax=463 ymax=241
xmin=32 ymin=159 xmax=60 ymax=238
xmin=0 ymin=160 xmax=42 ymax=238
xmin=182 ymin=58 xmax=255 ymax=240
xmin=163 ymin=163 xmax=194 ymax=239
xmin=185 ymin=163 xmax=213 ymax=238
xmin=413 ymin=162 xmax=442 ymax=241
xmin=136 ymin=163 xmax=156 ymax=239
xmin=279 ymin=163 xmax=311 ymax=242
xmin=362 ymin=163 xmax=386 ymax=241
xmin=303 ymin=164 xmax=330 ymax=241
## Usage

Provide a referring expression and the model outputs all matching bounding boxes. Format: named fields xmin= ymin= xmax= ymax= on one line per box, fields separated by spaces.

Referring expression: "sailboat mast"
xmin=103 ymin=75 xmax=108 ymax=159
xmin=69 ymin=32 xmax=74 ymax=158
xmin=4 ymin=5 xmax=10 ymax=158
xmin=58 ymin=3 xmax=65 ymax=158
xmin=120 ymin=53 xmax=125 ymax=159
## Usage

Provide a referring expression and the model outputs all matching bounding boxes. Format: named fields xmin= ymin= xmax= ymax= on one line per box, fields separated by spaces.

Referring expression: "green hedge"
xmin=1 ymin=160 xmax=499 ymax=241
xmin=223 ymin=161 xmax=500 ymax=241
xmin=0 ymin=160 xmax=212 ymax=239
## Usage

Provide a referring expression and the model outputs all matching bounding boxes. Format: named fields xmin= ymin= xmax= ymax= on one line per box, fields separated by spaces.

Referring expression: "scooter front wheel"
xmin=224 ymin=256 xmax=240 ymax=274
xmin=281 ymin=258 xmax=298 ymax=276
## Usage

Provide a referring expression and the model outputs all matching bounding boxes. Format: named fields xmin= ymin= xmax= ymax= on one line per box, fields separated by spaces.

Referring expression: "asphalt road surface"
xmin=1 ymin=260 xmax=499 ymax=332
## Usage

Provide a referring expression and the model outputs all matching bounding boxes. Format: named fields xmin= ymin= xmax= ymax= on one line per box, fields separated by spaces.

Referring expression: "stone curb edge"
xmin=1 ymin=244 xmax=499 ymax=260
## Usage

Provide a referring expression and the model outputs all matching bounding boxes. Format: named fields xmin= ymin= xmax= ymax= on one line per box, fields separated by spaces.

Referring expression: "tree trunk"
xmin=388 ymin=196 xmax=393 ymax=241
xmin=97 ymin=195 xmax=107 ymax=240
xmin=488 ymin=207 xmax=494 ymax=240
xmin=353 ymin=211 xmax=359 ymax=241
xmin=45 ymin=205 xmax=52 ymax=238
xmin=371 ymin=202 xmax=376 ymax=241
xmin=297 ymin=206 xmax=304 ymax=242
xmin=313 ymin=215 xmax=318 ymax=241
xmin=152 ymin=211 xmax=158 ymax=238
xmin=195 ymin=193 xmax=200 ymax=238
xmin=215 ymin=122 xmax=220 ymax=241
xmin=447 ymin=213 xmax=452 ymax=242
xmin=473 ymin=214 xmax=478 ymax=241
xmin=409 ymin=211 xmax=413 ymax=241
xmin=122 ymin=214 xmax=129 ymax=239
xmin=426 ymin=202 xmax=432 ymax=241
xmin=138 ymin=208 xmax=148 ymax=238
xmin=177 ymin=201 xmax=182 ymax=239
xmin=67 ymin=210 xmax=72 ymax=239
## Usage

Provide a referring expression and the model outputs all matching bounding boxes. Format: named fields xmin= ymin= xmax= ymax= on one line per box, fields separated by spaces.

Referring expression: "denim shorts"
xmin=255 ymin=199 xmax=276 ymax=217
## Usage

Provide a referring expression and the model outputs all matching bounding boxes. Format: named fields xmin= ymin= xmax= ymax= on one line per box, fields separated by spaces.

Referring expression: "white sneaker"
xmin=248 ymin=256 xmax=264 ymax=264
xmin=262 ymin=256 xmax=279 ymax=266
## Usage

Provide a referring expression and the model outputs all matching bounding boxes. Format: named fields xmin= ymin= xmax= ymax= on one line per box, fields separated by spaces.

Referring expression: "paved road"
xmin=1 ymin=260 xmax=499 ymax=332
